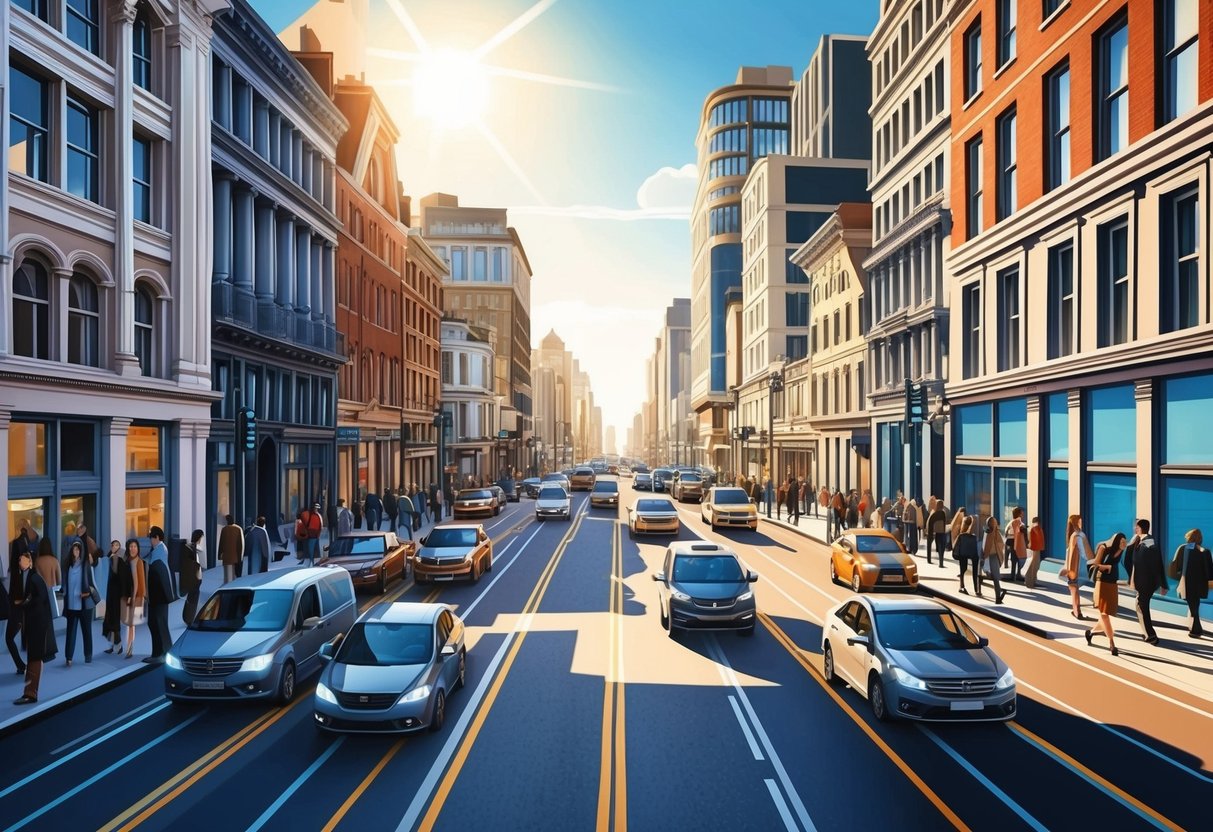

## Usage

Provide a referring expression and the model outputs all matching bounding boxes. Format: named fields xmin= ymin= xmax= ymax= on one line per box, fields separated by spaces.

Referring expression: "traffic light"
xmin=237 ymin=407 xmax=256 ymax=452
xmin=904 ymin=379 xmax=927 ymax=426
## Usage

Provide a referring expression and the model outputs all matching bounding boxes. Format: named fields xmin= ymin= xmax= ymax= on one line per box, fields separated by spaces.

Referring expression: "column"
xmin=254 ymin=199 xmax=276 ymax=303
xmin=922 ymin=230 xmax=934 ymax=302
xmin=0 ymin=7 xmax=11 ymax=356
xmin=233 ymin=185 xmax=256 ymax=297
xmin=104 ymin=418 xmax=133 ymax=553
xmin=310 ymin=237 xmax=323 ymax=321
xmin=113 ymin=0 xmax=141 ymax=374
xmin=269 ymin=111 xmax=281 ymax=168
xmin=322 ymin=241 xmax=335 ymax=327
xmin=301 ymin=145 xmax=313 ymax=195
xmin=216 ymin=62 xmax=232 ymax=131
xmin=0 ymin=411 xmax=9 ymax=551
xmin=253 ymin=98 xmax=270 ymax=158
xmin=213 ymin=174 xmax=233 ymax=282
xmin=292 ymin=130 xmax=303 ymax=184
xmin=1134 ymin=379 xmax=1155 ymax=521
xmin=1067 ymin=390 xmax=1082 ymax=511
xmin=276 ymin=210 xmax=295 ymax=309
xmin=176 ymin=418 xmax=211 ymax=568
xmin=295 ymin=225 xmax=311 ymax=316
xmin=280 ymin=122 xmax=292 ymax=176
xmin=1026 ymin=395 xmax=1042 ymax=524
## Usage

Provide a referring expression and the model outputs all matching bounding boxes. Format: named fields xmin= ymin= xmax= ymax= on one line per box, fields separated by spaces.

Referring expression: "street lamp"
xmin=766 ymin=367 xmax=784 ymax=518
xmin=728 ymin=385 xmax=740 ymax=483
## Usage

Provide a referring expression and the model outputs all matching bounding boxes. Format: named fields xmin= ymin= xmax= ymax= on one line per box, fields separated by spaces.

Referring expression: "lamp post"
xmin=767 ymin=367 xmax=784 ymax=518
xmin=728 ymin=385 xmax=740 ymax=483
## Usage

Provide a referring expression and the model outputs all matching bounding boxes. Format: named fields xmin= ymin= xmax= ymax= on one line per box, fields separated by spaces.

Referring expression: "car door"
xmin=829 ymin=602 xmax=860 ymax=686
xmin=849 ymin=603 xmax=875 ymax=691
xmin=435 ymin=611 xmax=455 ymax=689
xmin=701 ymin=491 xmax=711 ymax=522
xmin=294 ymin=583 xmax=325 ymax=671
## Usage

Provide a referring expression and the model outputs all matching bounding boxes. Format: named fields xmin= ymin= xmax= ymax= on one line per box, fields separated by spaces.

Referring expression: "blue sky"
xmin=253 ymin=0 xmax=880 ymax=445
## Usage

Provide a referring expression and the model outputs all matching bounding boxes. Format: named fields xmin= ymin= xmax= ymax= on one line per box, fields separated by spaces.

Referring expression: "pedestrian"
xmin=982 ymin=516 xmax=1007 ymax=604
xmin=832 ymin=490 xmax=846 ymax=532
xmin=364 ymin=489 xmax=383 ymax=531
xmin=903 ymin=498 xmax=921 ymax=554
xmin=219 ymin=514 xmax=244 ymax=582
xmin=383 ymin=488 xmax=398 ymax=532
xmin=764 ymin=477 xmax=774 ymax=517
xmin=923 ymin=498 xmax=941 ymax=565
xmin=121 ymin=538 xmax=146 ymax=659
xmin=144 ymin=526 xmax=175 ymax=664
xmin=1006 ymin=507 xmax=1027 ymax=582
xmin=413 ymin=486 xmax=428 ymax=526
xmin=949 ymin=508 xmax=967 ymax=556
xmin=9 ymin=523 xmax=37 ymax=582
xmin=786 ymin=475 xmax=799 ymax=526
xmin=953 ymin=516 xmax=980 ymax=596
xmin=246 ymin=517 xmax=271 ymax=575
xmin=1126 ymin=519 xmax=1166 ymax=645
xmin=301 ymin=502 xmax=324 ymax=566
xmin=1025 ymin=516 xmax=1045 ymax=588
xmin=1064 ymin=514 xmax=1091 ymax=621
xmin=11 ymin=550 xmax=53 ymax=705
xmin=802 ymin=480 xmax=814 ymax=517
xmin=352 ymin=496 xmax=363 ymax=530
xmin=1085 ymin=533 xmax=1125 ymax=656
xmin=1170 ymin=528 xmax=1212 ymax=638
xmin=102 ymin=539 xmax=125 ymax=653
xmin=775 ymin=481 xmax=786 ymax=520
xmin=34 ymin=538 xmax=61 ymax=619
xmin=846 ymin=493 xmax=860 ymax=531
xmin=179 ymin=529 xmax=204 ymax=626
xmin=61 ymin=541 xmax=97 ymax=667
xmin=336 ymin=498 xmax=354 ymax=536
xmin=6 ymin=533 xmax=32 ymax=674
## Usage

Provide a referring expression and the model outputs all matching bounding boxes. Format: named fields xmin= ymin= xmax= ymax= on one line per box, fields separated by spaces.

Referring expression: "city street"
xmin=1 ymin=480 xmax=1208 ymax=832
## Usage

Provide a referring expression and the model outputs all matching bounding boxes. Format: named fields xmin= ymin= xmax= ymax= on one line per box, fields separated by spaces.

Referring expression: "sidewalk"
xmin=0 ymin=511 xmax=448 ymax=736
xmin=759 ymin=510 xmax=1213 ymax=701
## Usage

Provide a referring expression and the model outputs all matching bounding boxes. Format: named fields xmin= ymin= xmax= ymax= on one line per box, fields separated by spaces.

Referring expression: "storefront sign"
xmin=337 ymin=427 xmax=361 ymax=444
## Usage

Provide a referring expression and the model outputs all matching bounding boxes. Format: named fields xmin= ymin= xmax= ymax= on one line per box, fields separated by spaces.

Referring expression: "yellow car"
xmin=830 ymin=529 xmax=919 ymax=593
xmin=700 ymin=487 xmax=758 ymax=531
xmin=570 ymin=467 xmax=596 ymax=491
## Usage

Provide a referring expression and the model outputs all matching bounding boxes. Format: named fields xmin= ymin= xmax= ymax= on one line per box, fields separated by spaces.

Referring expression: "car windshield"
xmin=425 ymin=528 xmax=479 ymax=547
xmin=637 ymin=500 xmax=674 ymax=512
xmin=855 ymin=535 xmax=904 ymax=553
xmin=712 ymin=489 xmax=749 ymax=504
xmin=459 ymin=490 xmax=492 ymax=500
xmin=542 ymin=475 xmax=566 ymax=482
xmin=328 ymin=536 xmax=387 ymax=557
xmin=679 ymin=472 xmax=701 ymax=482
xmin=636 ymin=473 xmax=651 ymax=480
xmin=876 ymin=610 xmax=982 ymax=651
xmin=654 ymin=469 xmax=672 ymax=478
xmin=574 ymin=469 xmax=594 ymax=477
xmin=593 ymin=481 xmax=618 ymax=493
xmin=336 ymin=622 xmax=434 ymax=667
xmin=672 ymin=555 xmax=745 ymax=583
xmin=538 ymin=487 xmax=568 ymax=500
xmin=190 ymin=589 xmax=293 ymax=632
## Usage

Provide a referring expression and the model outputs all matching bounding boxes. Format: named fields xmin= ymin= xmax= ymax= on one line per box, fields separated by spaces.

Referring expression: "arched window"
xmin=68 ymin=273 xmax=100 ymax=367
xmin=13 ymin=259 xmax=50 ymax=359
xmin=134 ymin=284 xmax=154 ymax=376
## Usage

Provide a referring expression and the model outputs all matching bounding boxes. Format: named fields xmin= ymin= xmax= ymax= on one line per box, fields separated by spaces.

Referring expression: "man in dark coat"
xmin=1127 ymin=519 xmax=1167 ymax=645
xmin=383 ymin=488 xmax=398 ymax=533
xmin=6 ymin=529 xmax=31 ymax=674
xmin=786 ymin=476 xmax=800 ymax=526
xmin=363 ymin=490 xmax=383 ymax=531
xmin=13 ymin=551 xmax=53 ymax=704
xmin=145 ymin=527 xmax=176 ymax=664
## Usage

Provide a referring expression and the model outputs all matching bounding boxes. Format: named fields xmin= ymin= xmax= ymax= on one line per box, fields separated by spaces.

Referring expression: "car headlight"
xmin=736 ymin=590 xmax=753 ymax=602
xmin=670 ymin=589 xmax=692 ymax=602
xmin=316 ymin=682 xmax=338 ymax=704
xmin=241 ymin=653 xmax=274 ymax=673
xmin=862 ymin=562 xmax=880 ymax=571
xmin=464 ymin=551 xmax=474 ymax=561
xmin=398 ymin=684 xmax=432 ymax=704
xmin=890 ymin=665 xmax=929 ymax=691
xmin=995 ymin=667 xmax=1015 ymax=690
xmin=164 ymin=652 xmax=182 ymax=670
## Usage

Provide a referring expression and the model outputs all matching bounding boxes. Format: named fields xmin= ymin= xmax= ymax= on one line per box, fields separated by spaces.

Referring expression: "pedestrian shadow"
xmin=715 ymin=528 xmax=798 ymax=553
xmin=1111 ymin=645 xmax=1213 ymax=675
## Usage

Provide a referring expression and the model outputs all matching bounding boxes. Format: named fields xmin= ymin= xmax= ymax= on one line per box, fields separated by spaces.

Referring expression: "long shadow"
xmin=714 ymin=527 xmax=799 ymax=552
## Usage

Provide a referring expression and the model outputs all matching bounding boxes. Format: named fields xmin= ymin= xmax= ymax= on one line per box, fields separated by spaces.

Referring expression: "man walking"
xmin=336 ymin=499 xmax=354 ymax=537
xmin=786 ymin=475 xmax=800 ymax=526
xmin=925 ymin=498 xmax=947 ymax=566
xmin=363 ymin=489 xmax=383 ymax=531
xmin=246 ymin=516 xmax=271 ymax=575
xmin=144 ymin=527 xmax=175 ymax=664
xmin=300 ymin=502 xmax=324 ymax=566
xmin=12 ymin=551 xmax=52 ymax=704
xmin=383 ymin=488 xmax=398 ymax=533
xmin=1127 ymin=519 xmax=1166 ymax=644
xmin=219 ymin=515 xmax=244 ymax=582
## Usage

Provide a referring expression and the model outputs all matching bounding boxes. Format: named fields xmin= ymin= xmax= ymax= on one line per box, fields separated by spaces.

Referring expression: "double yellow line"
xmin=596 ymin=521 xmax=627 ymax=832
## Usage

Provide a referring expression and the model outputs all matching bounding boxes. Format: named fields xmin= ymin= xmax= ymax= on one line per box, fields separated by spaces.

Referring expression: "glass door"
xmin=59 ymin=493 xmax=97 ymax=556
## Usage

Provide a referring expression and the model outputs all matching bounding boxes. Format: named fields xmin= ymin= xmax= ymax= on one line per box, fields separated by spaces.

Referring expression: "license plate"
xmin=884 ymin=575 xmax=904 ymax=583
xmin=192 ymin=680 xmax=225 ymax=691
xmin=434 ymin=575 xmax=454 ymax=582
xmin=950 ymin=700 xmax=983 ymax=711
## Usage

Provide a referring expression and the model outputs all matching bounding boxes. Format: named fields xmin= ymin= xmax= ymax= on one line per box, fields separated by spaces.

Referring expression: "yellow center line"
xmin=758 ymin=612 xmax=970 ymax=832
xmin=321 ymin=738 xmax=407 ymax=832
xmin=596 ymin=522 xmax=620 ymax=832
xmin=418 ymin=509 xmax=586 ymax=831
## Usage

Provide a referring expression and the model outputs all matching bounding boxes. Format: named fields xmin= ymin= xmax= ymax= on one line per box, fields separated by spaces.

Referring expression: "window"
xmin=964 ymin=20 xmax=982 ymax=101
xmin=1161 ymin=187 xmax=1200 ymax=333
xmin=68 ymin=274 xmax=100 ymax=367
xmin=785 ymin=335 xmax=807 ymax=361
xmin=996 ymin=108 xmax=1016 ymax=220
xmin=1097 ymin=17 xmax=1129 ymax=161
xmin=134 ymin=285 xmax=154 ymax=376
xmin=997 ymin=0 xmax=1016 ymax=66
xmin=1097 ymin=219 xmax=1130 ymax=347
xmin=473 ymin=248 xmax=487 ymax=281
xmin=13 ymin=260 xmax=50 ymax=360
xmin=965 ymin=136 xmax=983 ymax=238
xmin=1161 ymin=0 xmax=1199 ymax=123
xmin=1045 ymin=63 xmax=1071 ymax=190
xmin=66 ymin=0 xmax=101 ymax=55
xmin=786 ymin=292 xmax=808 ymax=327
xmin=12 ymin=0 xmax=49 ymax=21
xmin=66 ymin=96 xmax=100 ymax=203
xmin=491 ymin=248 xmax=505 ymax=282
xmin=133 ymin=5 xmax=153 ymax=90
xmin=9 ymin=67 xmax=49 ymax=183
xmin=1047 ymin=242 xmax=1074 ymax=359
xmin=962 ymin=283 xmax=981 ymax=379
xmin=127 ymin=425 xmax=162 ymax=471
xmin=1043 ymin=0 xmax=1065 ymax=18
xmin=709 ymin=204 xmax=740 ymax=235
xmin=133 ymin=137 xmax=152 ymax=223
xmin=450 ymin=247 xmax=466 ymax=280
xmin=997 ymin=266 xmax=1020 ymax=372
xmin=8 ymin=421 xmax=48 ymax=477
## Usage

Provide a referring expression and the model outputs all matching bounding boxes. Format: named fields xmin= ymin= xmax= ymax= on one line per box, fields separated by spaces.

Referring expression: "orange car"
xmin=829 ymin=529 xmax=919 ymax=593
xmin=413 ymin=524 xmax=494 ymax=584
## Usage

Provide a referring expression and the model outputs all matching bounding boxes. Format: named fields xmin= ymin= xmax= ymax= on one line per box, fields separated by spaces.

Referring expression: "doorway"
xmin=257 ymin=437 xmax=279 ymax=537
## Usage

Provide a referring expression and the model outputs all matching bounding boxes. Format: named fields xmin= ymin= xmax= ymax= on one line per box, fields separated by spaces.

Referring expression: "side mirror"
xmin=978 ymin=637 xmax=990 ymax=648
xmin=318 ymin=642 xmax=334 ymax=662
xmin=440 ymin=643 xmax=457 ymax=657
xmin=747 ymin=570 xmax=759 ymax=583
xmin=846 ymin=635 xmax=870 ymax=649
xmin=651 ymin=572 xmax=666 ymax=583
xmin=302 ymin=616 xmax=322 ymax=630
xmin=419 ymin=536 xmax=428 ymax=547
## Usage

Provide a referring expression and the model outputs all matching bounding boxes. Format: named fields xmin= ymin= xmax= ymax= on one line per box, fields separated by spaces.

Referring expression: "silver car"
xmin=535 ymin=485 xmax=572 ymax=520
xmin=821 ymin=596 xmax=1016 ymax=722
xmin=314 ymin=602 xmax=466 ymax=733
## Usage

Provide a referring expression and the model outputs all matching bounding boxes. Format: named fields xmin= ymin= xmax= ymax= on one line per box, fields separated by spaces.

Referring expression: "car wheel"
xmin=869 ymin=674 xmax=889 ymax=722
xmin=851 ymin=568 xmax=863 ymax=594
xmin=830 ymin=558 xmax=839 ymax=586
xmin=429 ymin=689 xmax=446 ymax=733
xmin=823 ymin=643 xmax=840 ymax=685
xmin=456 ymin=649 xmax=467 ymax=690
xmin=278 ymin=661 xmax=296 ymax=705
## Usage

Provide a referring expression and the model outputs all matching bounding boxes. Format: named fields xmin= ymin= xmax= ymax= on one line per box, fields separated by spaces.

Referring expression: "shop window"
xmin=954 ymin=464 xmax=992 ymax=521
xmin=127 ymin=425 xmax=162 ymax=471
xmin=996 ymin=398 xmax=1027 ymax=457
xmin=1162 ymin=476 xmax=1213 ymax=559
xmin=1046 ymin=468 xmax=1069 ymax=560
xmin=60 ymin=421 xmax=97 ymax=472
xmin=9 ymin=422 xmax=47 ymax=477
xmin=954 ymin=403 xmax=993 ymax=457
xmin=7 ymin=497 xmax=47 ymax=545
xmin=13 ymin=259 xmax=50 ymax=360
xmin=1086 ymin=473 xmax=1135 ymax=548
xmin=1164 ymin=372 xmax=1213 ymax=464
xmin=125 ymin=487 xmax=165 ymax=541
xmin=1047 ymin=392 xmax=1069 ymax=460
xmin=995 ymin=468 xmax=1027 ymax=525
xmin=1085 ymin=385 xmax=1135 ymax=462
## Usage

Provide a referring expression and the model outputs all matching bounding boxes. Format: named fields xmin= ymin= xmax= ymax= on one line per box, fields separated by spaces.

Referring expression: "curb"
xmin=0 ymin=662 xmax=156 ymax=741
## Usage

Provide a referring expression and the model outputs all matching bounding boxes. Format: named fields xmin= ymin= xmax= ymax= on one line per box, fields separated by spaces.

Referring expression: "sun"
xmin=412 ymin=50 xmax=490 ymax=129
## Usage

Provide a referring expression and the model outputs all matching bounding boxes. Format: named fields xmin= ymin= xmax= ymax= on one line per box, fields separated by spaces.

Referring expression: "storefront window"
xmin=216 ymin=469 xmax=231 ymax=527
xmin=286 ymin=468 xmax=304 ymax=523
xmin=1164 ymin=373 xmax=1213 ymax=464
xmin=1046 ymin=468 xmax=1069 ymax=559
xmin=995 ymin=468 xmax=1027 ymax=525
xmin=1162 ymin=476 xmax=1213 ymax=561
xmin=1086 ymin=472 xmax=1135 ymax=548
xmin=9 ymin=422 xmax=47 ymax=477
xmin=954 ymin=404 xmax=993 ymax=457
xmin=127 ymin=426 xmax=162 ymax=471
xmin=954 ymin=465 xmax=992 ymax=521
xmin=59 ymin=421 xmax=97 ymax=472
xmin=996 ymin=399 xmax=1027 ymax=457
xmin=125 ymin=487 xmax=165 ymax=541
xmin=877 ymin=421 xmax=903 ymax=501
xmin=1047 ymin=393 xmax=1069 ymax=460
xmin=7 ymin=497 xmax=46 ymax=545
xmin=59 ymin=494 xmax=97 ymax=553
xmin=1085 ymin=385 xmax=1135 ymax=462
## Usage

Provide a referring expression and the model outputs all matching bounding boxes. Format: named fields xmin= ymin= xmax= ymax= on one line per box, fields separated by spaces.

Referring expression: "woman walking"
xmin=121 ymin=538 xmax=146 ymax=659
xmin=982 ymin=516 xmax=1007 ymax=604
xmin=1085 ymin=533 xmax=1126 ymax=655
xmin=953 ymin=516 xmax=980 ymax=596
xmin=949 ymin=507 xmax=968 ymax=554
xmin=1172 ymin=529 xmax=1213 ymax=637
xmin=102 ymin=540 xmax=126 ymax=653
xmin=61 ymin=541 xmax=97 ymax=667
xmin=1064 ymin=515 xmax=1091 ymax=621
xmin=180 ymin=530 xmax=204 ymax=626
xmin=1006 ymin=507 xmax=1027 ymax=582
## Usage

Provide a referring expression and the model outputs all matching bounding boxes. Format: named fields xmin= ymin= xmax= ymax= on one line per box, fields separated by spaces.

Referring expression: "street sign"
xmin=498 ymin=429 xmax=510 ymax=439
xmin=336 ymin=427 xmax=361 ymax=444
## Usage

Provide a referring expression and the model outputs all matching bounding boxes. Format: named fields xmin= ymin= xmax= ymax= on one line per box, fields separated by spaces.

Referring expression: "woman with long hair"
xmin=1064 ymin=514 xmax=1090 ymax=620
xmin=102 ymin=540 xmax=125 ymax=653
xmin=953 ymin=516 xmax=980 ymax=596
xmin=1086 ymin=532 xmax=1126 ymax=655
xmin=982 ymin=516 xmax=1007 ymax=604
xmin=121 ymin=538 xmax=146 ymax=659
xmin=61 ymin=541 xmax=97 ymax=666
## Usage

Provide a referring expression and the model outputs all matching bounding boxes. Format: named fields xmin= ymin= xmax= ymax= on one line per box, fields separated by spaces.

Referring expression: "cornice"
xmin=863 ymin=197 xmax=950 ymax=270
xmin=0 ymin=365 xmax=219 ymax=402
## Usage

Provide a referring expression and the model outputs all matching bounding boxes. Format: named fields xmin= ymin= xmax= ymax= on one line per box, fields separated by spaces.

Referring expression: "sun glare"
xmin=412 ymin=50 xmax=490 ymax=129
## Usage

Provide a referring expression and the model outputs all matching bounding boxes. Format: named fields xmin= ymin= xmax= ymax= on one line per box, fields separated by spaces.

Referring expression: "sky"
xmin=254 ymin=0 xmax=880 ymax=450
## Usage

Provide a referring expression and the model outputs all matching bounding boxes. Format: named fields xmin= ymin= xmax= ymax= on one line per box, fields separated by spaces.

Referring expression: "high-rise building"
xmin=791 ymin=34 xmax=873 ymax=159
xmin=690 ymin=66 xmax=794 ymax=472
xmin=531 ymin=330 xmax=573 ymax=470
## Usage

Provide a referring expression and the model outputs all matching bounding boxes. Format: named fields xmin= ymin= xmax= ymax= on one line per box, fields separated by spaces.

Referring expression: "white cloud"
xmin=510 ymin=162 xmax=695 ymax=221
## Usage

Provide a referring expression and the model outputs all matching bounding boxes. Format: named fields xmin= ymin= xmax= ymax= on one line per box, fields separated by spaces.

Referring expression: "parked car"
xmin=314 ymin=602 xmax=466 ymax=734
xmin=535 ymin=486 xmax=572 ymax=521
xmin=590 ymin=479 xmax=619 ymax=509
xmin=830 ymin=529 xmax=919 ymax=593
xmin=497 ymin=478 xmax=520 ymax=502
xmin=652 ymin=542 xmax=758 ymax=637
xmin=570 ymin=467 xmax=597 ymax=491
xmin=321 ymin=531 xmax=412 ymax=594
xmin=413 ymin=524 xmax=494 ymax=583
xmin=453 ymin=488 xmax=500 ymax=519
xmin=821 ymin=596 xmax=1016 ymax=722
xmin=633 ymin=472 xmax=653 ymax=491
xmin=700 ymin=487 xmax=758 ymax=531
xmin=165 ymin=568 xmax=356 ymax=704
xmin=671 ymin=470 xmax=705 ymax=503
xmin=627 ymin=498 xmax=680 ymax=536
xmin=521 ymin=477 xmax=543 ymax=498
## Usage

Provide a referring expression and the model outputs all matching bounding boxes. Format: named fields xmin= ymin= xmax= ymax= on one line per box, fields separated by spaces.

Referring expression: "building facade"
xmin=791 ymin=34 xmax=873 ymax=160
xmin=531 ymin=329 xmax=572 ymax=470
xmin=3 ymin=0 xmax=224 ymax=555
xmin=655 ymin=299 xmax=692 ymax=464
xmin=440 ymin=318 xmax=498 ymax=480
xmin=207 ymin=0 xmax=346 ymax=545
xmin=946 ymin=0 xmax=1213 ymax=560
xmin=864 ymin=0 xmax=954 ymax=505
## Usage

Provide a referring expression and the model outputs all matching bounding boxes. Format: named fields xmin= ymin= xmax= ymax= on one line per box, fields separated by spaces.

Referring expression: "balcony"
xmin=212 ymin=281 xmax=340 ymax=358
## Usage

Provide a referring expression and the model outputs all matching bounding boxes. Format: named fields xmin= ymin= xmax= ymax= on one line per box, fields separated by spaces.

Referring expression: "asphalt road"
xmin=0 ymin=480 xmax=1208 ymax=831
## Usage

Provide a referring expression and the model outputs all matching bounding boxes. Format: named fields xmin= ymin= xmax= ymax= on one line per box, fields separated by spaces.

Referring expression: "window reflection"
xmin=125 ymin=487 xmax=165 ymax=541
xmin=127 ymin=425 xmax=162 ymax=472
xmin=9 ymin=422 xmax=47 ymax=477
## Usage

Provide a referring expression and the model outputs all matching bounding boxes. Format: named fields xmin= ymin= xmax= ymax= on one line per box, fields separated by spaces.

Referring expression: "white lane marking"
xmin=728 ymin=695 xmax=764 ymax=761
xmin=707 ymin=637 xmax=818 ymax=832
xmin=50 ymin=696 xmax=165 ymax=756
xmin=764 ymin=778 xmax=799 ymax=832
xmin=918 ymin=726 xmax=1049 ymax=832
xmin=744 ymin=550 xmax=824 ymax=626
xmin=245 ymin=736 xmax=346 ymax=832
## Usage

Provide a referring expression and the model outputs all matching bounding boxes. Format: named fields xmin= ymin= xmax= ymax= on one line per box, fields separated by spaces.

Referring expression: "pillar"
xmin=310 ymin=237 xmax=323 ymax=321
xmin=295 ymin=225 xmax=311 ymax=315
xmin=105 ymin=418 xmax=133 ymax=549
xmin=1026 ymin=395 xmax=1042 ymax=523
xmin=292 ymin=130 xmax=303 ymax=184
xmin=0 ymin=6 xmax=11 ymax=356
xmin=233 ymin=185 xmax=256 ymax=294
xmin=276 ymin=210 xmax=295 ymax=309
xmin=233 ymin=78 xmax=251 ymax=143
xmin=1067 ymin=389 xmax=1082 ymax=513
xmin=301 ymin=145 xmax=313 ymax=196
xmin=113 ymin=0 xmax=141 ymax=375
xmin=254 ymin=199 xmax=276 ymax=302
xmin=253 ymin=99 xmax=270 ymax=158
xmin=322 ymin=241 xmax=335 ymax=326
xmin=1134 ymin=379 xmax=1154 ymax=520
xmin=213 ymin=174 xmax=233 ymax=282
xmin=216 ymin=62 xmax=232 ymax=132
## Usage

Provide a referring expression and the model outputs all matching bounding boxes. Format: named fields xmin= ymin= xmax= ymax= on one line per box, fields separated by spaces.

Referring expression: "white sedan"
xmin=534 ymin=486 xmax=571 ymax=521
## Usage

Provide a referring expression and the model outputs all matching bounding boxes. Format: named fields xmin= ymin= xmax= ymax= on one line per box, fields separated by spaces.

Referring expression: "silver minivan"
xmin=164 ymin=568 xmax=356 ymax=704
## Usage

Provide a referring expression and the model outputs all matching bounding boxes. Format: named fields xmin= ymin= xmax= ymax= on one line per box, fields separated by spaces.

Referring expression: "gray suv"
xmin=652 ymin=542 xmax=758 ymax=637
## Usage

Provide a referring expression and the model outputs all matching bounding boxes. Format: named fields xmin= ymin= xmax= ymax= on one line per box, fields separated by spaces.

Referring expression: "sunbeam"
xmin=483 ymin=64 xmax=622 ymax=93
xmin=473 ymin=0 xmax=562 ymax=60
xmin=474 ymin=120 xmax=548 ymax=206
xmin=384 ymin=0 xmax=430 ymax=53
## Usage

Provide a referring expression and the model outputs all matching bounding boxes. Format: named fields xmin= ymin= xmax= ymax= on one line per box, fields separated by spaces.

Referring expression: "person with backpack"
xmin=297 ymin=503 xmax=323 ymax=567
xmin=1025 ymin=516 xmax=1045 ymax=588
